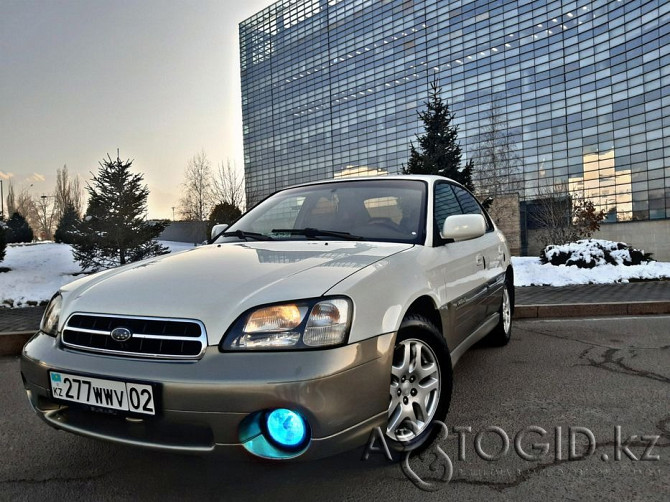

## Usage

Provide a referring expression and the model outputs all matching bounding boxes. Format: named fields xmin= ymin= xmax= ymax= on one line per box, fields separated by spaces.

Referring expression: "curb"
xmin=0 ymin=331 xmax=34 ymax=357
xmin=514 ymin=301 xmax=670 ymax=319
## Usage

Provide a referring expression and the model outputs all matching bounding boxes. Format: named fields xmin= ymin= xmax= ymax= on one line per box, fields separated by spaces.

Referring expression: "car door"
xmin=432 ymin=182 xmax=487 ymax=350
xmin=451 ymin=185 xmax=506 ymax=318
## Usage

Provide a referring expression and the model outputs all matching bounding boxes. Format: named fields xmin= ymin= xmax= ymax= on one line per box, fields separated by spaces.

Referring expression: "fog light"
xmin=265 ymin=408 xmax=308 ymax=449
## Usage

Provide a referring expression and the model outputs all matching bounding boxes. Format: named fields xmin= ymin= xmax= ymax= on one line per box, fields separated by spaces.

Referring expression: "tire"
xmin=385 ymin=315 xmax=452 ymax=454
xmin=487 ymin=280 xmax=513 ymax=347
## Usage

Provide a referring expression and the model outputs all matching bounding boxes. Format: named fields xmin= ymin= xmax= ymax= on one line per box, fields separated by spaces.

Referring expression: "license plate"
xmin=49 ymin=371 xmax=156 ymax=415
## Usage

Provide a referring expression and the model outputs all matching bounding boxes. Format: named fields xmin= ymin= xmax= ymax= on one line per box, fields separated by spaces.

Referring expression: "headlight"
xmin=221 ymin=297 xmax=352 ymax=351
xmin=40 ymin=293 xmax=63 ymax=337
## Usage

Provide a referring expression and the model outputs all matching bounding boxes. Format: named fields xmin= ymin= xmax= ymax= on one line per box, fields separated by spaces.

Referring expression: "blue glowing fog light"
xmin=265 ymin=408 xmax=308 ymax=449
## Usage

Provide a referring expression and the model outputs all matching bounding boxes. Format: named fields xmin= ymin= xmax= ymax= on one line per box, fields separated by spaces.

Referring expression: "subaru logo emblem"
xmin=110 ymin=327 xmax=133 ymax=342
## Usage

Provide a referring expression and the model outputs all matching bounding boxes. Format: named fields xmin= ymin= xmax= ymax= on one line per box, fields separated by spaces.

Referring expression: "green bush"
xmin=0 ymin=223 xmax=6 ymax=263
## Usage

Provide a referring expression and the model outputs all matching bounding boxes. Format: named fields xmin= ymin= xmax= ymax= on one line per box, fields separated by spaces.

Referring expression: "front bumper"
xmin=20 ymin=331 xmax=395 ymax=459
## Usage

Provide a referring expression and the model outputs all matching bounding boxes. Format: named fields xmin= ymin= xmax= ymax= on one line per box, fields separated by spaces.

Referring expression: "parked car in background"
xmin=21 ymin=175 xmax=513 ymax=460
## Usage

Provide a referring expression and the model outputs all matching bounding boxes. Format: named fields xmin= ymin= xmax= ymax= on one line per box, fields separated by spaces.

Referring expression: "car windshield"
xmin=220 ymin=179 xmax=427 ymax=244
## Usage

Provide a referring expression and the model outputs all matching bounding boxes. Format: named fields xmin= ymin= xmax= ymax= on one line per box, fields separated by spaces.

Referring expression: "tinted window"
xmin=452 ymin=185 xmax=493 ymax=231
xmin=434 ymin=183 xmax=461 ymax=230
xmin=226 ymin=179 xmax=427 ymax=244
xmin=452 ymin=186 xmax=483 ymax=216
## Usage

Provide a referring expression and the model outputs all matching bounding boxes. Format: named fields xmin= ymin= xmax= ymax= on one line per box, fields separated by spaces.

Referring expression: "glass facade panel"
xmin=240 ymin=0 xmax=668 ymax=223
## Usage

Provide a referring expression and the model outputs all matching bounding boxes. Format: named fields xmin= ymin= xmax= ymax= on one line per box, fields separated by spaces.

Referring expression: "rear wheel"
xmin=385 ymin=315 xmax=452 ymax=453
xmin=487 ymin=281 xmax=512 ymax=346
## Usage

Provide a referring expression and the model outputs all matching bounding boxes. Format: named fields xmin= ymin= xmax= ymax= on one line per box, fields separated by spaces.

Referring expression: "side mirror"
xmin=210 ymin=223 xmax=229 ymax=241
xmin=442 ymin=214 xmax=486 ymax=242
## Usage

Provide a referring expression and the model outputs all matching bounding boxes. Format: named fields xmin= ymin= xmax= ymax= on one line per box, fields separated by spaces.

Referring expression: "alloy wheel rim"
xmin=502 ymin=288 xmax=511 ymax=335
xmin=386 ymin=338 xmax=441 ymax=442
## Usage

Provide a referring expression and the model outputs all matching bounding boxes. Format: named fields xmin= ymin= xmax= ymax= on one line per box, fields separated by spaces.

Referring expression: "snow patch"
xmin=0 ymin=241 xmax=197 ymax=307
xmin=512 ymin=256 xmax=670 ymax=287
xmin=0 ymin=242 xmax=82 ymax=307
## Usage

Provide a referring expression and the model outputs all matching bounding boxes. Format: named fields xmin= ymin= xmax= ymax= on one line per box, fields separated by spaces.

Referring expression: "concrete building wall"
xmin=592 ymin=220 xmax=670 ymax=261
xmin=488 ymin=194 xmax=521 ymax=257
xmin=159 ymin=221 xmax=208 ymax=244
xmin=526 ymin=220 xmax=670 ymax=261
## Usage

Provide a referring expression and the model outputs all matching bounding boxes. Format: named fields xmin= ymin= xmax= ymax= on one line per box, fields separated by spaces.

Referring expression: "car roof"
xmin=283 ymin=174 xmax=463 ymax=191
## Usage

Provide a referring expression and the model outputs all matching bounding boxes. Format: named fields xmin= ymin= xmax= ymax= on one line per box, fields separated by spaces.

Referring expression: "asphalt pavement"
xmin=2 ymin=316 xmax=668 ymax=501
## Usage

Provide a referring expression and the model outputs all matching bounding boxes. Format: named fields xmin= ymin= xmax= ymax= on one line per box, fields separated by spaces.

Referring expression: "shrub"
xmin=0 ymin=223 xmax=6 ymax=263
xmin=207 ymin=202 xmax=242 ymax=237
xmin=540 ymin=239 xmax=654 ymax=269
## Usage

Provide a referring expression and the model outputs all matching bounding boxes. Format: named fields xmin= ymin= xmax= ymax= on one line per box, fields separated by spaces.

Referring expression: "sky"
xmin=0 ymin=0 xmax=274 ymax=219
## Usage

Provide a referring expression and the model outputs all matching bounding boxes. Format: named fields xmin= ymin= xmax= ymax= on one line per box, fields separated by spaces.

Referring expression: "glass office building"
xmin=240 ymin=0 xmax=669 ymax=224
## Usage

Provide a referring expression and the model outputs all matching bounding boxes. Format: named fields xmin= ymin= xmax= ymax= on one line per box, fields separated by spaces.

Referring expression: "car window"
xmin=451 ymin=186 xmax=494 ymax=231
xmin=364 ymin=196 xmax=403 ymax=224
xmin=228 ymin=179 xmax=427 ymax=244
xmin=433 ymin=183 xmax=461 ymax=231
xmin=452 ymin=186 xmax=481 ymax=215
xmin=248 ymin=196 xmax=306 ymax=234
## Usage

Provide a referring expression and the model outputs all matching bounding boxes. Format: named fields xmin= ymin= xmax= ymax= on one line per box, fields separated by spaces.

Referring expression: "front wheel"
xmin=385 ymin=315 xmax=452 ymax=453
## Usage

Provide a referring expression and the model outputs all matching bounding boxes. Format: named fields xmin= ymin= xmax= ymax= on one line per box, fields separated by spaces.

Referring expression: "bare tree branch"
xmin=54 ymin=164 xmax=83 ymax=222
xmin=472 ymin=105 xmax=523 ymax=200
xmin=5 ymin=179 xmax=16 ymax=216
xmin=179 ymin=150 xmax=214 ymax=221
xmin=530 ymin=183 xmax=606 ymax=248
xmin=15 ymin=186 xmax=39 ymax=234
xmin=212 ymin=159 xmax=246 ymax=211
xmin=36 ymin=195 xmax=56 ymax=240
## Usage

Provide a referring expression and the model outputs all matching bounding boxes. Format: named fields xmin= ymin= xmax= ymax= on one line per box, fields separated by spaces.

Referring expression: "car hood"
xmin=59 ymin=241 xmax=412 ymax=344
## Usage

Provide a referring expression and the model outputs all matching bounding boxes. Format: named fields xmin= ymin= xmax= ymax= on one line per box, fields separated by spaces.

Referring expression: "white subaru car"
xmin=21 ymin=175 xmax=513 ymax=460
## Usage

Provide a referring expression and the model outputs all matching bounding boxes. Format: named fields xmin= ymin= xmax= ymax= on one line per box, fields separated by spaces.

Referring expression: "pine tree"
xmin=54 ymin=203 xmax=80 ymax=244
xmin=72 ymin=154 xmax=169 ymax=271
xmin=460 ymin=159 xmax=475 ymax=192
xmin=403 ymin=82 xmax=474 ymax=191
xmin=6 ymin=212 xmax=34 ymax=243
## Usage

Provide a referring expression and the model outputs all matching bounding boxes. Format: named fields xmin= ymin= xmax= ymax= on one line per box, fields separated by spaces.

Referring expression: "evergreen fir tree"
xmin=460 ymin=159 xmax=475 ymax=192
xmin=72 ymin=154 xmax=169 ymax=271
xmin=403 ymin=82 xmax=474 ymax=190
xmin=6 ymin=212 xmax=34 ymax=243
xmin=54 ymin=203 xmax=80 ymax=244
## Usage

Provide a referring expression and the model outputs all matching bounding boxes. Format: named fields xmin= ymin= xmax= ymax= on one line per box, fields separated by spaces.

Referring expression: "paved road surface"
xmin=1 ymin=316 xmax=668 ymax=501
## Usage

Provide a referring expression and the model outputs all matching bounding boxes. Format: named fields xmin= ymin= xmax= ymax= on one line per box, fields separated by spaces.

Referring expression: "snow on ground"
xmin=512 ymin=256 xmax=670 ymax=287
xmin=0 ymin=242 xmax=83 ymax=307
xmin=0 ymin=241 xmax=196 ymax=307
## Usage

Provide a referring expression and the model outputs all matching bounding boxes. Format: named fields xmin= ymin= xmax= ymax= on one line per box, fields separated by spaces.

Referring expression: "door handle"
xmin=476 ymin=254 xmax=485 ymax=267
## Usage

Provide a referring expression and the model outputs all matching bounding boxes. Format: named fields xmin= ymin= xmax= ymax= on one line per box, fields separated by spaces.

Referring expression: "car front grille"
xmin=61 ymin=313 xmax=207 ymax=359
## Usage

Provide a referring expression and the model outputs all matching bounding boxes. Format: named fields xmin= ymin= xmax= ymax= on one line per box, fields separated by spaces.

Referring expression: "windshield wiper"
xmin=211 ymin=230 xmax=274 ymax=243
xmin=271 ymin=228 xmax=363 ymax=241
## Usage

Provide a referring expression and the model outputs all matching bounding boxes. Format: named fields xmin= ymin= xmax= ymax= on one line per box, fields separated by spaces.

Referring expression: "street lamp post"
xmin=39 ymin=194 xmax=56 ymax=240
